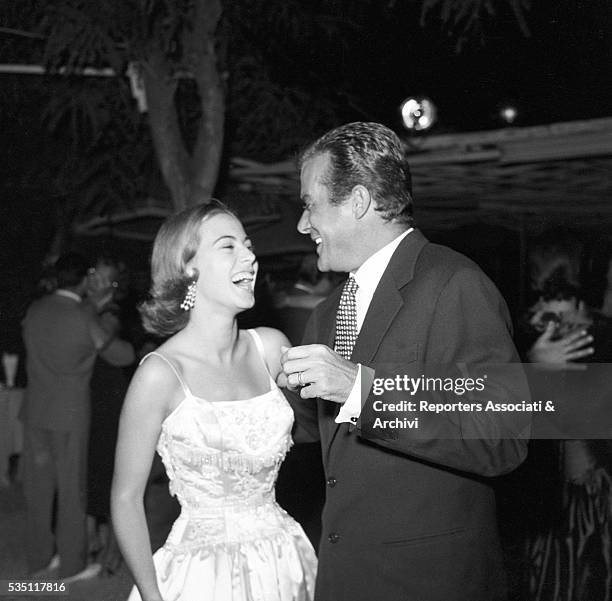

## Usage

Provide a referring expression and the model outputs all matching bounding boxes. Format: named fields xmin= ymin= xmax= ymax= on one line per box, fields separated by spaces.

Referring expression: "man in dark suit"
xmin=280 ymin=122 xmax=529 ymax=601
xmin=21 ymin=253 xmax=122 ymax=581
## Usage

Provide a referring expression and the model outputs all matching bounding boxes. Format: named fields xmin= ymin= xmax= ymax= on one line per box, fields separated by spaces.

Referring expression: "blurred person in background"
xmin=515 ymin=234 xmax=612 ymax=601
xmin=274 ymin=253 xmax=335 ymax=345
xmin=86 ymin=255 xmax=135 ymax=576
xmin=520 ymin=233 xmax=593 ymax=365
xmin=21 ymin=252 xmax=127 ymax=582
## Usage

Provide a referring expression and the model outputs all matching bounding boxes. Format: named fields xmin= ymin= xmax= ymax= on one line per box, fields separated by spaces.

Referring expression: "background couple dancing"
xmin=112 ymin=122 xmax=528 ymax=601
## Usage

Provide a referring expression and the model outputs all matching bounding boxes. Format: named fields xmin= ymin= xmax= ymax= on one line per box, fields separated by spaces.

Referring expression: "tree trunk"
xmin=142 ymin=48 xmax=193 ymax=212
xmin=142 ymin=0 xmax=224 ymax=211
xmin=188 ymin=0 xmax=225 ymax=205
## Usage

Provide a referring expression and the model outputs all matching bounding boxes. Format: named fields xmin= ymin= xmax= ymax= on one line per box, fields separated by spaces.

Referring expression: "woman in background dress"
xmin=519 ymin=233 xmax=612 ymax=601
xmin=86 ymin=255 xmax=135 ymax=575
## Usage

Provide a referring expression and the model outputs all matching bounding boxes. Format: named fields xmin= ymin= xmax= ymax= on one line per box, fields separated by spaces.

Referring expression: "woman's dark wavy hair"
xmin=55 ymin=252 xmax=90 ymax=288
xmin=299 ymin=122 xmax=414 ymax=226
xmin=140 ymin=200 xmax=235 ymax=337
xmin=540 ymin=266 xmax=581 ymax=302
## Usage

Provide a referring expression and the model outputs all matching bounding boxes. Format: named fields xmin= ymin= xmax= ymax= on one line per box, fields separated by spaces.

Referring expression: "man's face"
xmin=298 ymin=153 xmax=357 ymax=272
xmin=87 ymin=263 xmax=118 ymax=298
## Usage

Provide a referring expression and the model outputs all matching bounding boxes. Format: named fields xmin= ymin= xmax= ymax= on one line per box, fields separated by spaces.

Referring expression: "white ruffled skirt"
xmin=126 ymin=502 xmax=317 ymax=601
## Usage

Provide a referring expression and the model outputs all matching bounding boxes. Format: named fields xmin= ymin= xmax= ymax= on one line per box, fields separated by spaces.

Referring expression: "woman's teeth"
xmin=232 ymin=272 xmax=254 ymax=289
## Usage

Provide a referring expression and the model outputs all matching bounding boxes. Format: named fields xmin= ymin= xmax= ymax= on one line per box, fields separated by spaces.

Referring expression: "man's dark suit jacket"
xmin=22 ymin=292 xmax=98 ymax=432
xmin=291 ymin=230 xmax=528 ymax=601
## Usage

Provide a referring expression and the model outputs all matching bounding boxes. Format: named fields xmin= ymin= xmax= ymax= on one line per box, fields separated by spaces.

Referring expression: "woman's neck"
xmin=180 ymin=308 xmax=241 ymax=363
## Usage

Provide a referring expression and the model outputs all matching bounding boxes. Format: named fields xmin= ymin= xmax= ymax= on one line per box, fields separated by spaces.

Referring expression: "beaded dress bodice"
xmin=157 ymin=383 xmax=294 ymax=548
xmin=145 ymin=331 xmax=296 ymax=555
xmin=158 ymin=387 xmax=293 ymax=510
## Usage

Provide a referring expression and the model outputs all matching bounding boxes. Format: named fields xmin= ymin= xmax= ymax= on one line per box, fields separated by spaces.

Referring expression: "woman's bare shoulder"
xmin=252 ymin=327 xmax=291 ymax=378
xmin=254 ymin=327 xmax=291 ymax=349
xmin=127 ymin=349 xmax=184 ymax=417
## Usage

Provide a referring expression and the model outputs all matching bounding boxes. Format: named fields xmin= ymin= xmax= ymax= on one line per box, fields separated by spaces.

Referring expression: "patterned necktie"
xmin=334 ymin=276 xmax=359 ymax=360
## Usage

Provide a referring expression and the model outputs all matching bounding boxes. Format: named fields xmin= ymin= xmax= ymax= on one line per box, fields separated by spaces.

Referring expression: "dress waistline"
xmin=181 ymin=493 xmax=277 ymax=518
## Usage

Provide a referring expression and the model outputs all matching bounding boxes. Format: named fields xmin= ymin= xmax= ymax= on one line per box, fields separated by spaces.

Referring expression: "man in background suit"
xmin=21 ymin=253 xmax=125 ymax=580
xmin=281 ymin=122 xmax=529 ymax=601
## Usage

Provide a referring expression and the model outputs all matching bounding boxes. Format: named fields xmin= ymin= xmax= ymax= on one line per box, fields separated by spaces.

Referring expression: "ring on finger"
xmin=298 ymin=372 xmax=305 ymax=386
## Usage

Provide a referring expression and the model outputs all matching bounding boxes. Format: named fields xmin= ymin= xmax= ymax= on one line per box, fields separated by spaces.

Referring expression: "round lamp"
xmin=400 ymin=97 xmax=437 ymax=131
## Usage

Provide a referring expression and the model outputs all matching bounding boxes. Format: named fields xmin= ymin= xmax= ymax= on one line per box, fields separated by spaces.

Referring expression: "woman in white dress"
xmin=111 ymin=201 xmax=317 ymax=601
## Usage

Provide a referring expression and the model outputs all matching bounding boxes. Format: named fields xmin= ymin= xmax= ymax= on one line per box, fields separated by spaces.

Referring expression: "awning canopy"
xmin=73 ymin=117 xmax=612 ymax=253
xmin=228 ymin=117 xmax=612 ymax=233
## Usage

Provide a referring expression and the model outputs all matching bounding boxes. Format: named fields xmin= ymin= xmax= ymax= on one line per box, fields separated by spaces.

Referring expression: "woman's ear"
xmin=186 ymin=266 xmax=199 ymax=280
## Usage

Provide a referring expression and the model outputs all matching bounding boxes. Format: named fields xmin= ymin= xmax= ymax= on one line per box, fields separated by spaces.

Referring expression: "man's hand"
xmin=82 ymin=299 xmax=116 ymax=351
xmin=89 ymin=289 xmax=115 ymax=313
xmin=99 ymin=311 xmax=120 ymax=335
xmin=280 ymin=344 xmax=358 ymax=404
xmin=528 ymin=322 xmax=594 ymax=368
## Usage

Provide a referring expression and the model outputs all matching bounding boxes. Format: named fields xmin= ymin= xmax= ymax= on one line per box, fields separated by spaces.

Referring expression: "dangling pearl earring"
xmin=180 ymin=279 xmax=197 ymax=311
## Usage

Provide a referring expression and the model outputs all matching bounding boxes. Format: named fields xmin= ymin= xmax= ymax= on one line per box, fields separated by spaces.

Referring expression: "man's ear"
xmin=350 ymin=185 xmax=372 ymax=220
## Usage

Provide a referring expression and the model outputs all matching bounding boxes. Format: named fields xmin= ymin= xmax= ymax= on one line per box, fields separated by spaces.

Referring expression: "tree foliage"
xmin=1 ymin=0 xmax=530 ymax=217
xmin=420 ymin=0 xmax=530 ymax=45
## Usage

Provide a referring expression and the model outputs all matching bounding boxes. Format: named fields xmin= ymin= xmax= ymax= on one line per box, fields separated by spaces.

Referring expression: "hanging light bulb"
xmin=499 ymin=104 xmax=518 ymax=125
xmin=399 ymin=96 xmax=437 ymax=131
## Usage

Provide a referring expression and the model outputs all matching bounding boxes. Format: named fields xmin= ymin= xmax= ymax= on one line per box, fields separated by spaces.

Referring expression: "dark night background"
xmin=1 ymin=0 xmax=611 ymax=357
xmin=0 ymin=3 xmax=611 ymax=598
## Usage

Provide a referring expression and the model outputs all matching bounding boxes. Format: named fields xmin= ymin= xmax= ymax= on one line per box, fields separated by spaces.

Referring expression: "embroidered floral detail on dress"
xmin=155 ymin=388 xmax=294 ymax=511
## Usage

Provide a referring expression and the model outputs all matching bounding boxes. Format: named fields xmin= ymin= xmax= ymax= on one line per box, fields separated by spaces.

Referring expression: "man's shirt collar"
xmin=353 ymin=228 xmax=413 ymax=294
xmin=55 ymin=289 xmax=82 ymax=303
xmin=351 ymin=228 xmax=413 ymax=331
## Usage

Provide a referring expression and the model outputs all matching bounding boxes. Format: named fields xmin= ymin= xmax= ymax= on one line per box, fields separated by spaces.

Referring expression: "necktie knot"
xmin=345 ymin=276 xmax=358 ymax=296
xmin=334 ymin=276 xmax=359 ymax=360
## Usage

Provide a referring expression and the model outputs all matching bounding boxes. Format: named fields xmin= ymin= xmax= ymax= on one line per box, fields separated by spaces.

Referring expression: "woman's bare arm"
xmin=111 ymin=356 xmax=177 ymax=601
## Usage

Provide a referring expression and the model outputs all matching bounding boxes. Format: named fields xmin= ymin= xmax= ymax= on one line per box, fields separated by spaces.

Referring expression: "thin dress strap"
xmin=247 ymin=329 xmax=273 ymax=380
xmin=140 ymin=351 xmax=191 ymax=398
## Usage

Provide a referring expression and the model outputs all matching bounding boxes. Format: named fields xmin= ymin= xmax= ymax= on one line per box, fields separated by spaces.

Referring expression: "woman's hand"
xmin=527 ymin=322 xmax=594 ymax=365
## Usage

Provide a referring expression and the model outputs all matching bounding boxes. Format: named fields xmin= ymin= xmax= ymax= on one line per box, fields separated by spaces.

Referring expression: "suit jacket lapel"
xmin=319 ymin=286 xmax=341 ymax=349
xmin=323 ymin=230 xmax=428 ymax=459
xmin=352 ymin=229 xmax=427 ymax=364
xmin=312 ymin=286 xmax=344 ymax=456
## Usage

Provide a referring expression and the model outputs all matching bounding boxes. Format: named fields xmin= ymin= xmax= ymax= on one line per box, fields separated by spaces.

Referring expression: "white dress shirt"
xmin=335 ymin=228 xmax=413 ymax=424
